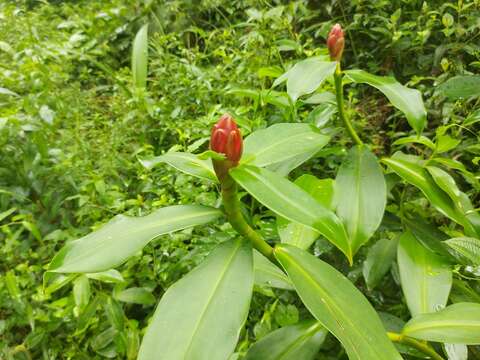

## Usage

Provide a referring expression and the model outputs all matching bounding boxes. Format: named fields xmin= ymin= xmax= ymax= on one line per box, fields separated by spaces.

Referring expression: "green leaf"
xmin=139 ymin=152 xmax=217 ymax=182
xmin=444 ymin=237 xmax=480 ymax=266
xmin=230 ymin=165 xmax=351 ymax=261
xmin=345 ymin=69 xmax=427 ymax=134
xmin=437 ymin=75 xmax=480 ymax=100
xmin=244 ymin=320 xmax=327 ymax=360
xmin=73 ymin=275 xmax=91 ymax=310
xmin=403 ymin=303 xmax=480 ymax=344
xmin=132 ymin=24 xmax=149 ymax=88
xmin=393 ymin=135 xmax=435 ymax=150
xmin=335 ymin=145 xmax=386 ymax=254
xmin=138 ymin=239 xmax=253 ymax=360
xmin=397 ymin=232 xmax=452 ymax=316
xmin=274 ymin=244 xmax=402 ymax=360
xmin=363 ymin=237 xmax=398 ymax=290
xmin=382 ymin=155 xmax=470 ymax=231
xmin=277 ymin=175 xmax=334 ymax=250
xmin=115 ymin=287 xmax=155 ymax=305
xmin=275 ymin=58 xmax=336 ymax=102
xmin=242 ymin=123 xmax=330 ymax=169
xmin=48 ymin=205 xmax=222 ymax=273
xmin=254 ymin=250 xmax=293 ymax=290
xmin=86 ymin=269 xmax=125 ymax=283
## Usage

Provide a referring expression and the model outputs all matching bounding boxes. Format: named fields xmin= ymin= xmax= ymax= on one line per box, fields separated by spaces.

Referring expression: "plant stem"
xmin=387 ymin=332 xmax=445 ymax=360
xmin=220 ymin=173 xmax=276 ymax=263
xmin=333 ymin=63 xmax=363 ymax=146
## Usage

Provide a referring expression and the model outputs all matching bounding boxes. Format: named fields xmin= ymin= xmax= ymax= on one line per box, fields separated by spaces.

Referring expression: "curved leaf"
xmin=254 ymin=250 xmax=293 ymax=290
xmin=244 ymin=320 xmax=327 ymax=360
xmin=437 ymin=75 xmax=480 ymax=100
xmin=139 ymin=152 xmax=217 ymax=182
xmin=277 ymin=175 xmax=334 ymax=250
xmin=444 ymin=237 xmax=480 ymax=266
xmin=403 ymin=303 xmax=480 ymax=344
xmin=397 ymin=232 xmax=452 ymax=316
xmin=276 ymin=58 xmax=336 ymax=102
xmin=274 ymin=244 xmax=402 ymax=360
xmin=242 ymin=123 xmax=330 ymax=169
xmin=230 ymin=165 xmax=351 ymax=261
xmin=132 ymin=24 xmax=149 ymax=88
xmin=345 ymin=69 xmax=426 ymax=134
xmin=48 ymin=205 xmax=222 ymax=273
xmin=363 ymin=237 xmax=398 ymax=290
xmin=335 ymin=145 xmax=386 ymax=254
xmin=138 ymin=238 xmax=253 ymax=360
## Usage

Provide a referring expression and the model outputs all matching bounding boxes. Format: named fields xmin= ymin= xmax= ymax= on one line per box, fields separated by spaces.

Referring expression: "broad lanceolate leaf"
xmin=382 ymin=155 xmax=473 ymax=233
xmin=230 ymin=165 xmax=351 ymax=261
xmin=242 ymin=123 xmax=330 ymax=170
xmin=397 ymin=232 xmax=452 ymax=316
xmin=274 ymin=244 xmax=402 ymax=360
xmin=132 ymin=24 xmax=149 ymax=88
xmin=403 ymin=303 xmax=480 ymax=344
xmin=437 ymin=75 xmax=480 ymax=100
xmin=363 ymin=237 xmax=398 ymax=290
xmin=244 ymin=320 xmax=327 ymax=360
xmin=335 ymin=145 xmax=386 ymax=254
xmin=277 ymin=175 xmax=334 ymax=250
xmin=345 ymin=69 xmax=427 ymax=134
xmin=275 ymin=58 xmax=336 ymax=102
xmin=444 ymin=237 xmax=480 ymax=266
xmin=48 ymin=205 xmax=222 ymax=273
xmin=253 ymin=250 xmax=293 ymax=290
xmin=138 ymin=239 xmax=253 ymax=360
xmin=139 ymin=152 xmax=217 ymax=182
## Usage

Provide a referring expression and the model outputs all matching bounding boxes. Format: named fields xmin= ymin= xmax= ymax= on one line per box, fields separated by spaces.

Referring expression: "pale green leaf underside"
xmin=138 ymin=239 xmax=253 ymax=360
xmin=132 ymin=24 xmax=149 ymax=88
xmin=48 ymin=205 xmax=222 ymax=273
xmin=274 ymin=244 xmax=402 ymax=360
xmin=253 ymin=250 xmax=293 ymax=290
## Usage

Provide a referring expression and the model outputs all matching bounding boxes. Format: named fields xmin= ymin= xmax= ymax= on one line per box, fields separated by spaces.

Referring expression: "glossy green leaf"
xmin=393 ymin=135 xmax=435 ymax=150
xmin=274 ymin=244 xmax=402 ymax=360
xmin=230 ymin=165 xmax=351 ymax=261
xmin=277 ymin=175 xmax=334 ymax=250
xmin=437 ymin=75 xmax=480 ymax=100
xmin=335 ymin=145 xmax=386 ymax=254
xmin=132 ymin=24 xmax=148 ymax=88
xmin=427 ymin=166 xmax=480 ymax=237
xmin=48 ymin=205 xmax=222 ymax=273
xmin=345 ymin=69 xmax=427 ymax=134
xmin=254 ymin=250 xmax=293 ymax=290
xmin=138 ymin=238 xmax=253 ymax=360
xmin=86 ymin=269 xmax=124 ymax=283
xmin=403 ymin=303 xmax=480 ymax=344
xmin=242 ymin=123 xmax=330 ymax=169
xmin=363 ymin=237 xmax=398 ymax=290
xmin=444 ymin=237 xmax=480 ymax=266
xmin=115 ymin=287 xmax=155 ymax=305
xmin=139 ymin=152 xmax=217 ymax=182
xmin=382 ymin=155 xmax=470 ymax=231
xmin=244 ymin=320 xmax=327 ymax=360
xmin=275 ymin=58 xmax=336 ymax=102
xmin=397 ymin=232 xmax=452 ymax=316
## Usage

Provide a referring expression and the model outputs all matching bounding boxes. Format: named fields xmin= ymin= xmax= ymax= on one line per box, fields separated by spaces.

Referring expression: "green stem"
xmin=220 ymin=173 xmax=276 ymax=263
xmin=333 ymin=63 xmax=363 ymax=146
xmin=387 ymin=332 xmax=445 ymax=360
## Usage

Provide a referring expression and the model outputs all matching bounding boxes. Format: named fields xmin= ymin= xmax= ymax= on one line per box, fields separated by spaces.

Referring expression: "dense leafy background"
xmin=0 ymin=0 xmax=479 ymax=359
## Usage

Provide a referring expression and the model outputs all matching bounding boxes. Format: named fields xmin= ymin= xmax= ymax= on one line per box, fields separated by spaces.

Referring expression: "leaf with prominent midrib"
xmin=403 ymin=302 xmax=480 ymax=344
xmin=274 ymin=244 xmax=402 ymax=360
xmin=138 ymin=238 xmax=253 ymax=360
xmin=345 ymin=69 xmax=426 ymax=134
xmin=397 ymin=232 xmax=452 ymax=316
xmin=48 ymin=205 xmax=222 ymax=273
xmin=242 ymin=123 xmax=330 ymax=170
xmin=230 ymin=165 xmax=351 ymax=261
xmin=444 ymin=237 xmax=480 ymax=266
xmin=335 ymin=145 xmax=386 ymax=254
xmin=244 ymin=320 xmax=327 ymax=360
xmin=139 ymin=152 xmax=217 ymax=182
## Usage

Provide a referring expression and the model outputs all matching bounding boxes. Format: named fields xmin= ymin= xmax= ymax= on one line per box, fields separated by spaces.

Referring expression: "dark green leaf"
xmin=363 ymin=237 xmax=398 ymax=290
xmin=437 ymin=75 xmax=480 ymax=100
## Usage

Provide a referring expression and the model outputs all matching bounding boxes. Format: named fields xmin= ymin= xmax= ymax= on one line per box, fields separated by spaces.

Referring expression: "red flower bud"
xmin=327 ymin=23 xmax=345 ymax=62
xmin=210 ymin=114 xmax=243 ymax=164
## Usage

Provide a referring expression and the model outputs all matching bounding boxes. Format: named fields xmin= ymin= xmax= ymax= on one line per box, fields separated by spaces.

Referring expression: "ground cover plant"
xmin=1 ymin=0 xmax=480 ymax=359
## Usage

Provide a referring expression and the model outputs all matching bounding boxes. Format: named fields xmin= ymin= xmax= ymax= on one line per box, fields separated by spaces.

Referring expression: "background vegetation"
xmin=1 ymin=0 xmax=479 ymax=358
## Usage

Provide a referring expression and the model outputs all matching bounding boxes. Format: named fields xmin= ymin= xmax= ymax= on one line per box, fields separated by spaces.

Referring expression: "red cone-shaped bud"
xmin=327 ymin=23 xmax=345 ymax=62
xmin=210 ymin=114 xmax=243 ymax=164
